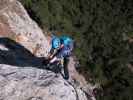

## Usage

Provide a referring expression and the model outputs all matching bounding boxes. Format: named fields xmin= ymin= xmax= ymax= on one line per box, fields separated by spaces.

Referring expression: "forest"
xmin=20 ymin=0 xmax=133 ymax=100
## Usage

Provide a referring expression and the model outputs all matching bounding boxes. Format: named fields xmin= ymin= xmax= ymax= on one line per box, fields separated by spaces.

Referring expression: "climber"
xmin=45 ymin=34 xmax=74 ymax=79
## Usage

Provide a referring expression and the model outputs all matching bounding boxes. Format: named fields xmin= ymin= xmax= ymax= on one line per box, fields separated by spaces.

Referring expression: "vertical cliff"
xmin=0 ymin=0 xmax=50 ymax=57
xmin=0 ymin=0 xmax=91 ymax=100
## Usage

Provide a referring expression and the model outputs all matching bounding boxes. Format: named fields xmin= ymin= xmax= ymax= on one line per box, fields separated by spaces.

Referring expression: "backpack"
xmin=60 ymin=36 xmax=74 ymax=57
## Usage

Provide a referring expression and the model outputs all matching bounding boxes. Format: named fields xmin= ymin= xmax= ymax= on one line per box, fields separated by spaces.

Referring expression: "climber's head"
xmin=52 ymin=37 xmax=61 ymax=49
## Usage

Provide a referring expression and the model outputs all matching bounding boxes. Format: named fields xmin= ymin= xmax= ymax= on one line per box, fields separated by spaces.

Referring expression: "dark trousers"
xmin=63 ymin=57 xmax=70 ymax=80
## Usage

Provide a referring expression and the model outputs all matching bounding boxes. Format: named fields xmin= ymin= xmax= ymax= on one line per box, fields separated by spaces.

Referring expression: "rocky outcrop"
xmin=0 ymin=64 xmax=78 ymax=100
xmin=0 ymin=0 xmax=50 ymax=57
xmin=0 ymin=37 xmax=89 ymax=100
xmin=0 ymin=0 xmax=90 ymax=100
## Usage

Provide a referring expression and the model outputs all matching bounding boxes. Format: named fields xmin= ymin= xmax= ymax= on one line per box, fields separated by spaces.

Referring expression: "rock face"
xmin=0 ymin=0 xmax=89 ymax=100
xmin=0 ymin=0 xmax=50 ymax=57
xmin=0 ymin=64 xmax=78 ymax=100
xmin=0 ymin=37 xmax=88 ymax=100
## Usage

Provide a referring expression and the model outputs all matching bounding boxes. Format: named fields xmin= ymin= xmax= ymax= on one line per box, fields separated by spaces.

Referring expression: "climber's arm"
xmin=47 ymin=44 xmax=64 ymax=59
xmin=47 ymin=48 xmax=58 ymax=59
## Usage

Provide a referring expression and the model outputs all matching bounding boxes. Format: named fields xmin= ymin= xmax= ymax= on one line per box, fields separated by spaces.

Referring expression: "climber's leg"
xmin=63 ymin=57 xmax=70 ymax=80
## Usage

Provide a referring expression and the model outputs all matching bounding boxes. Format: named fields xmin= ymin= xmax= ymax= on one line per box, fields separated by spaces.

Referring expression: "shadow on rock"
xmin=0 ymin=37 xmax=48 ymax=69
